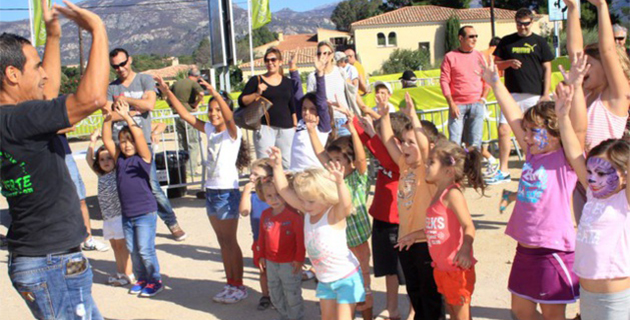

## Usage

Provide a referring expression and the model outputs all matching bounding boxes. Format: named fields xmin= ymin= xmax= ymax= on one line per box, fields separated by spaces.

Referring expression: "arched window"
xmin=388 ymin=32 xmax=397 ymax=46
xmin=377 ymin=33 xmax=386 ymax=47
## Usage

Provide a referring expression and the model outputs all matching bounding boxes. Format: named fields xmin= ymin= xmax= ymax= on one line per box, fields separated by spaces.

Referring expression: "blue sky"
xmin=0 ymin=0 xmax=339 ymax=22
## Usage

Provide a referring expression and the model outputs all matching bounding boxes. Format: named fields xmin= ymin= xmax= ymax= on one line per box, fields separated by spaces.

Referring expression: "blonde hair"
xmin=584 ymin=43 xmax=630 ymax=81
xmin=292 ymin=168 xmax=339 ymax=205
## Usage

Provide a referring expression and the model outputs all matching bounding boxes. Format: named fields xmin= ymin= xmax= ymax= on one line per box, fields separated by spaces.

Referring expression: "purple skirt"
xmin=508 ymin=245 xmax=579 ymax=304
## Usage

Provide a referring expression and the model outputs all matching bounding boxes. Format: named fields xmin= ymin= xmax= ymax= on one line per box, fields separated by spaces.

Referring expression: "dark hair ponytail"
xmin=433 ymin=140 xmax=486 ymax=195
xmin=236 ymin=138 xmax=251 ymax=171
xmin=463 ymin=147 xmax=485 ymax=195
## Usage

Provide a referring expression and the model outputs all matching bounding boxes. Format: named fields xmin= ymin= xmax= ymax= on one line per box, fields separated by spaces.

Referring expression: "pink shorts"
xmin=508 ymin=245 xmax=579 ymax=304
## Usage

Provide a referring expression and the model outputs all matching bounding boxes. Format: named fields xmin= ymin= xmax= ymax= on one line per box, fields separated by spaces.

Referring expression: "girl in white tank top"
xmin=268 ymin=146 xmax=365 ymax=320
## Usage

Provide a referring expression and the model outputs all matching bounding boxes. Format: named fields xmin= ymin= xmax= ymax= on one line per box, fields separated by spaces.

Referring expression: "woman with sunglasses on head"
xmin=307 ymin=41 xmax=353 ymax=137
xmin=239 ymin=47 xmax=297 ymax=169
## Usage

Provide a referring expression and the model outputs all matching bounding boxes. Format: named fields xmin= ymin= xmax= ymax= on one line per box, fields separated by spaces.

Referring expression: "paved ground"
xmin=0 ymin=138 xmax=580 ymax=320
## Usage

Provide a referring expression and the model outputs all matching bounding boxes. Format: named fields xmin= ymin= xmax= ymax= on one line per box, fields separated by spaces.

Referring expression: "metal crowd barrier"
xmin=368 ymin=77 xmax=440 ymax=92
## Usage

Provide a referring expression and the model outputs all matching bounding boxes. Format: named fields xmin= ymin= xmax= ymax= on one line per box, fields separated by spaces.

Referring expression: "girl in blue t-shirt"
xmin=103 ymin=100 xmax=163 ymax=297
xmin=155 ymin=76 xmax=251 ymax=304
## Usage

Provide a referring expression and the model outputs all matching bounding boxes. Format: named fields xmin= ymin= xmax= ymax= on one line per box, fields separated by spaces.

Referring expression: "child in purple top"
xmin=481 ymin=59 xmax=581 ymax=319
xmin=103 ymin=100 xmax=163 ymax=297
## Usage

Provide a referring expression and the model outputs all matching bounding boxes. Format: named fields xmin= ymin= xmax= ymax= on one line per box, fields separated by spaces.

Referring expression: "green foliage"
xmin=131 ymin=54 xmax=169 ymax=72
xmin=547 ymin=27 xmax=601 ymax=56
xmin=60 ymin=66 xmax=80 ymax=94
xmin=381 ymin=48 xmax=431 ymax=74
xmin=235 ymin=26 xmax=279 ymax=62
xmin=445 ymin=15 xmax=461 ymax=53
xmin=331 ymin=0 xmax=382 ymax=31
xmin=415 ymin=0 xmax=470 ymax=8
xmin=213 ymin=66 xmax=245 ymax=92
xmin=178 ymin=55 xmax=194 ymax=65
xmin=379 ymin=0 xmax=413 ymax=12
xmin=193 ymin=37 xmax=212 ymax=68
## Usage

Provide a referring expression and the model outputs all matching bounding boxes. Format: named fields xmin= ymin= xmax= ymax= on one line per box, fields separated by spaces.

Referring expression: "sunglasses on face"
xmin=615 ymin=37 xmax=626 ymax=41
xmin=111 ymin=58 xmax=128 ymax=70
xmin=467 ymin=35 xmax=478 ymax=39
xmin=317 ymin=51 xmax=332 ymax=57
xmin=516 ymin=20 xmax=532 ymax=27
xmin=264 ymin=57 xmax=278 ymax=63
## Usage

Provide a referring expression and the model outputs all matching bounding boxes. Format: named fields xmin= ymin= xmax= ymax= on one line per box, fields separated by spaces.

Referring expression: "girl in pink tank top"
xmin=424 ymin=140 xmax=485 ymax=320
xmin=557 ymin=84 xmax=630 ymax=320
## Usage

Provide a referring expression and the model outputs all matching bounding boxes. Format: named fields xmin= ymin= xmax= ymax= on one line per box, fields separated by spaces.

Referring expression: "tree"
xmin=331 ymin=0 xmax=381 ymax=31
xmin=379 ymin=0 xmax=413 ymax=12
xmin=193 ymin=37 xmax=212 ymax=68
xmin=445 ymin=15 xmax=461 ymax=53
xmin=381 ymin=48 xmax=431 ymax=74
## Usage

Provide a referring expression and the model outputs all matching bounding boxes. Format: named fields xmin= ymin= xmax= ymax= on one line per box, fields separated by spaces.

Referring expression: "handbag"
xmin=234 ymin=75 xmax=273 ymax=131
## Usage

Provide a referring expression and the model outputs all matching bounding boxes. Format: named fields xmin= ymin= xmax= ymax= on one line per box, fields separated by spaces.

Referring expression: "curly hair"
xmin=430 ymin=139 xmax=486 ymax=194
xmin=521 ymin=101 xmax=560 ymax=139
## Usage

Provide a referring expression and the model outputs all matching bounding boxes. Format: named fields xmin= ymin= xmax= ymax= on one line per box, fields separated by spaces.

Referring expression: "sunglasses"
xmin=516 ymin=20 xmax=532 ymax=26
xmin=467 ymin=35 xmax=478 ymax=39
xmin=615 ymin=37 xmax=626 ymax=41
xmin=317 ymin=51 xmax=332 ymax=57
xmin=264 ymin=57 xmax=278 ymax=63
xmin=111 ymin=58 xmax=129 ymax=70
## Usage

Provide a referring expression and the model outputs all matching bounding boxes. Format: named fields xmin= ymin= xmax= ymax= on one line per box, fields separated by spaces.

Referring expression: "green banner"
xmin=252 ymin=0 xmax=271 ymax=30
xmin=32 ymin=0 xmax=50 ymax=47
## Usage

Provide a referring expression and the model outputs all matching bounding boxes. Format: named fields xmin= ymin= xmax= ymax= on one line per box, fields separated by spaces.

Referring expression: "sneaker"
xmin=222 ymin=286 xmax=248 ymax=304
xmin=140 ymin=281 xmax=164 ymax=297
xmin=129 ymin=280 xmax=147 ymax=295
xmin=485 ymin=171 xmax=511 ymax=185
xmin=168 ymin=223 xmax=188 ymax=241
xmin=212 ymin=285 xmax=233 ymax=303
xmin=108 ymin=273 xmax=130 ymax=287
xmin=483 ymin=161 xmax=499 ymax=178
xmin=82 ymin=237 xmax=109 ymax=252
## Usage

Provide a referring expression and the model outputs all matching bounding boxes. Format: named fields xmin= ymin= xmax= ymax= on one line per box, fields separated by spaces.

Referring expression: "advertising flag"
xmin=33 ymin=0 xmax=51 ymax=46
xmin=252 ymin=0 xmax=271 ymax=30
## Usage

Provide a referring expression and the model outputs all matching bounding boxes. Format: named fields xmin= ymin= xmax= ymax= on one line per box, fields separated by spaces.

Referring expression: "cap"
xmin=373 ymin=81 xmax=393 ymax=94
xmin=334 ymin=51 xmax=347 ymax=62
xmin=399 ymin=70 xmax=417 ymax=81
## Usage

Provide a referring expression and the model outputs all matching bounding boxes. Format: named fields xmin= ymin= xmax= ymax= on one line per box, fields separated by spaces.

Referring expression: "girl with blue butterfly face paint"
xmin=556 ymin=81 xmax=630 ymax=320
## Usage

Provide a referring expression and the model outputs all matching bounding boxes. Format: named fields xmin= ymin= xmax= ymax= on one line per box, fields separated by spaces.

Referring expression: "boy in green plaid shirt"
xmin=305 ymin=113 xmax=373 ymax=319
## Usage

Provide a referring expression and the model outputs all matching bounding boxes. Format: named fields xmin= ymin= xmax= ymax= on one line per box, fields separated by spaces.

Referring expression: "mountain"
xmin=0 ymin=0 xmax=337 ymax=64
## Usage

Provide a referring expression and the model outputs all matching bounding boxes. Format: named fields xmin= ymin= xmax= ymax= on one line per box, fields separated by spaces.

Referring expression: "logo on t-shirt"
xmin=398 ymin=171 xmax=417 ymax=209
xmin=517 ymin=162 xmax=548 ymax=203
xmin=512 ymin=43 xmax=538 ymax=54
xmin=0 ymin=151 xmax=33 ymax=197
xmin=576 ymin=202 xmax=606 ymax=245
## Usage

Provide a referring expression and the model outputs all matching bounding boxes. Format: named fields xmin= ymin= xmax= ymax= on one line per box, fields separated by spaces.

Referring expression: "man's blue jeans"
xmin=122 ymin=212 xmax=161 ymax=282
xmin=8 ymin=252 xmax=103 ymax=320
xmin=149 ymin=149 xmax=178 ymax=227
xmin=448 ymin=102 xmax=485 ymax=148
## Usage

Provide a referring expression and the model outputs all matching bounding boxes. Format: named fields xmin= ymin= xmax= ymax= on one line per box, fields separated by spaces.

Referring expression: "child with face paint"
xmin=556 ymin=83 xmax=630 ymax=320
xmin=480 ymin=60 xmax=581 ymax=319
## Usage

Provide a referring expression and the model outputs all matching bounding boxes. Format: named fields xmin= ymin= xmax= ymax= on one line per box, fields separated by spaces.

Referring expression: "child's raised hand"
xmin=153 ymin=75 xmax=169 ymax=93
xmin=304 ymin=113 xmax=320 ymax=130
xmin=267 ymin=146 xmax=283 ymax=169
xmin=289 ymin=49 xmax=298 ymax=70
xmin=559 ymin=52 xmax=591 ymax=86
xmin=114 ymin=99 xmax=131 ymax=118
xmin=554 ymin=82 xmax=575 ymax=117
xmin=358 ymin=115 xmax=376 ymax=137
xmin=401 ymin=92 xmax=416 ymax=117
xmin=90 ymin=129 xmax=101 ymax=143
xmin=374 ymin=95 xmax=389 ymax=117
xmin=477 ymin=55 xmax=500 ymax=85
xmin=453 ymin=246 xmax=474 ymax=269
xmin=325 ymin=161 xmax=345 ymax=184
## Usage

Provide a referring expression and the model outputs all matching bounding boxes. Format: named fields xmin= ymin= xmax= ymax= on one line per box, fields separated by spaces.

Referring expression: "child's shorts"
xmin=508 ymin=245 xmax=579 ymax=304
xmin=433 ymin=267 xmax=475 ymax=306
xmin=580 ymin=286 xmax=630 ymax=320
xmin=316 ymin=268 xmax=365 ymax=304
xmin=205 ymin=188 xmax=240 ymax=220
xmin=103 ymin=215 xmax=125 ymax=240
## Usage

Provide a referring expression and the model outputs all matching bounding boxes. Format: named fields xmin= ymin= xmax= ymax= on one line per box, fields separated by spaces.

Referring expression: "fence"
xmin=368 ymin=77 xmax=440 ymax=92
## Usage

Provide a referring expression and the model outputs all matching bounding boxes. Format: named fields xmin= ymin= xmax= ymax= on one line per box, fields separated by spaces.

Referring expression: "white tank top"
xmin=304 ymin=207 xmax=360 ymax=283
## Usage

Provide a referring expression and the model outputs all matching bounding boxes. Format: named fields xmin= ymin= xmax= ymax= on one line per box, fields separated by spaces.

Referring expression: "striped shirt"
xmin=586 ymin=95 xmax=628 ymax=151
xmin=344 ymin=170 xmax=372 ymax=247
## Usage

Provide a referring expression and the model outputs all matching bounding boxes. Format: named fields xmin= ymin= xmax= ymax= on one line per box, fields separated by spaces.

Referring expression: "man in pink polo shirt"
xmin=440 ymin=26 xmax=490 ymax=150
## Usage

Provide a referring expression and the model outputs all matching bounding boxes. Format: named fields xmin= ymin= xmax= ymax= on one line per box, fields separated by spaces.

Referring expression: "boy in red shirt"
xmin=257 ymin=177 xmax=306 ymax=320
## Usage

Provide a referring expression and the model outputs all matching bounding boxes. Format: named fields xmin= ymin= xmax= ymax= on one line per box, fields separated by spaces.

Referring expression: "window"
xmin=388 ymin=32 xmax=397 ymax=46
xmin=377 ymin=33 xmax=386 ymax=47
xmin=419 ymin=41 xmax=431 ymax=60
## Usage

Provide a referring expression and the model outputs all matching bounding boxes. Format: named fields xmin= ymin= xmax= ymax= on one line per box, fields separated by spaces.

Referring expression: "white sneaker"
xmin=212 ymin=285 xmax=232 ymax=303
xmin=82 ymin=237 xmax=109 ymax=252
xmin=222 ymin=286 xmax=248 ymax=304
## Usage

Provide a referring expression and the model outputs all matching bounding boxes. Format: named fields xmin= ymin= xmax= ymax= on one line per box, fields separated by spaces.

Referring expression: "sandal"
xmin=499 ymin=189 xmax=514 ymax=214
xmin=257 ymin=296 xmax=271 ymax=311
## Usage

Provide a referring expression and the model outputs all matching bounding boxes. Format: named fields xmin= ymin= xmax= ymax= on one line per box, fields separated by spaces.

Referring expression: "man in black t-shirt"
xmin=0 ymin=3 xmax=109 ymax=319
xmin=487 ymin=8 xmax=554 ymax=185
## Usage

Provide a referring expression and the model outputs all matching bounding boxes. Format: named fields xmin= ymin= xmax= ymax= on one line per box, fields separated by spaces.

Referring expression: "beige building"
xmin=351 ymin=5 xmax=551 ymax=74
xmin=240 ymin=28 xmax=351 ymax=79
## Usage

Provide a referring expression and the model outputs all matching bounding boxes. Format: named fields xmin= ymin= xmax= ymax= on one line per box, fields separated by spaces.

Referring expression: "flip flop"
xmin=257 ymin=296 xmax=271 ymax=311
